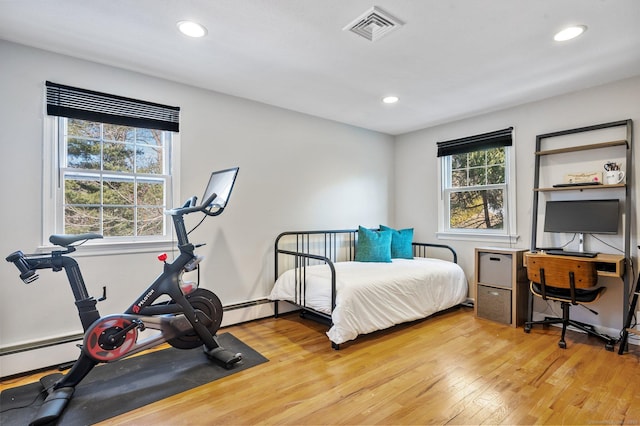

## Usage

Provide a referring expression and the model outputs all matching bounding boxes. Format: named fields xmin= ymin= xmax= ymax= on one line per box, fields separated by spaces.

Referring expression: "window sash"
xmin=441 ymin=148 xmax=510 ymax=235
xmin=444 ymin=185 xmax=507 ymax=233
xmin=56 ymin=118 xmax=173 ymax=240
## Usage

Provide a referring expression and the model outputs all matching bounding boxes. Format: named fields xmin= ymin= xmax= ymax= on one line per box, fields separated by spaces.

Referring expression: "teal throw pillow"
xmin=355 ymin=226 xmax=392 ymax=263
xmin=380 ymin=225 xmax=414 ymax=259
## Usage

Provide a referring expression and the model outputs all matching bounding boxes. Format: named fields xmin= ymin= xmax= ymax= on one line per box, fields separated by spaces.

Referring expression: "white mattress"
xmin=269 ymin=258 xmax=468 ymax=345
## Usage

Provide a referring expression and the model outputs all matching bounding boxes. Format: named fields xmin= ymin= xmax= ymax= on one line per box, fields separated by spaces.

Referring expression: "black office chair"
xmin=524 ymin=254 xmax=616 ymax=351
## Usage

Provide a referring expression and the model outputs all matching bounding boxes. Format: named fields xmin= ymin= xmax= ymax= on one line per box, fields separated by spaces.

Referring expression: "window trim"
xmin=42 ymin=116 xmax=181 ymax=252
xmin=436 ymin=138 xmax=518 ymax=244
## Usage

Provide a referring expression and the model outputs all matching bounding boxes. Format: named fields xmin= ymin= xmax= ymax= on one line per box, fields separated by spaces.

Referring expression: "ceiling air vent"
xmin=343 ymin=6 xmax=404 ymax=42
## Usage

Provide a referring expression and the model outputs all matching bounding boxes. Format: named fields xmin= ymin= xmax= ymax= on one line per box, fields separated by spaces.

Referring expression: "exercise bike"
xmin=6 ymin=167 xmax=242 ymax=426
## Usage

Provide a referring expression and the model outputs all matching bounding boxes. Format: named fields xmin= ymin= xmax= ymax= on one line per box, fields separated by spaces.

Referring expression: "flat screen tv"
xmin=543 ymin=199 xmax=619 ymax=235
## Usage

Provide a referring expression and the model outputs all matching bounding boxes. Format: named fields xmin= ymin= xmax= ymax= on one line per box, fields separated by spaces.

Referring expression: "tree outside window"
xmin=444 ymin=147 xmax=507 ymax=231
xmin=61 ymin=118 xmax=171 ymax=238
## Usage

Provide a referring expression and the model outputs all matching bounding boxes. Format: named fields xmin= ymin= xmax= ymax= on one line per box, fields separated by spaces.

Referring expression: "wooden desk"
xmin=523 ymin=251 xmax=627 ymax=337
xmin=523 ymin=251 xmax=625 ymax=278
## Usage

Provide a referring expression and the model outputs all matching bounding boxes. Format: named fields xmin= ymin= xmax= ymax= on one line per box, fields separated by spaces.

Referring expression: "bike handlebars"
xmin=184 ymin=196 xmax=198 ymax=208
xmin=166 ymin=192 xmax=223 ymax=217
xmin=6 ymin=251 xmax=39 ymax=283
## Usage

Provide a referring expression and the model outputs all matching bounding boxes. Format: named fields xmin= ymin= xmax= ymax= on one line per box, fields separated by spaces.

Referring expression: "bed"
xmin=269 ymin=227 xmax=468 ymax=349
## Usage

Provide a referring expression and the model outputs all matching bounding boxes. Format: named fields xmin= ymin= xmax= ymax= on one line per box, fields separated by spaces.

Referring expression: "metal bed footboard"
xmin=274 ymin=230 xmax=358 ymax=322
xmin=273 ymin=249 xmax=336 ymax=323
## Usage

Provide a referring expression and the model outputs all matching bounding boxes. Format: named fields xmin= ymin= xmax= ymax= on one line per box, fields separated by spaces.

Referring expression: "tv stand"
xmin=578 ymin=232 xmax=585 ymax=253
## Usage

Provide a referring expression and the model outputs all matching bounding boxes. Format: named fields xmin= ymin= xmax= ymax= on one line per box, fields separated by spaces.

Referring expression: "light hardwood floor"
xmin=3 ymin=307 xmax=640 ymax=425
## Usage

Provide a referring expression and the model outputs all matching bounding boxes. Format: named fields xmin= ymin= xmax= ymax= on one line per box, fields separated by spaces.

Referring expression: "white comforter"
xmin=269 ymin=258 xmax=468 ymax=345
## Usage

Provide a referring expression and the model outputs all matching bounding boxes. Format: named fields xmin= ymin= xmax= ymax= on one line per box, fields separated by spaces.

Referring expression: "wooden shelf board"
xmin=533 ymin=183 xmax=626 ymax=192
xmin=535 ymin=139 xmax=628 ymax=156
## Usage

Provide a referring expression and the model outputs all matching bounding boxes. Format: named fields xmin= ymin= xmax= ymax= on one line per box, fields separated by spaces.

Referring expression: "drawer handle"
xmin=489 ymin=257 xmax=501 ymax=262
xmin=488 ymin=291 xmax=500 ymax=296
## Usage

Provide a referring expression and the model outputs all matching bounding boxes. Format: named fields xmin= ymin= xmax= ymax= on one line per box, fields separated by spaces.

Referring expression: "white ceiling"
xmin=1 ymin=0 xmax=639 ymax=135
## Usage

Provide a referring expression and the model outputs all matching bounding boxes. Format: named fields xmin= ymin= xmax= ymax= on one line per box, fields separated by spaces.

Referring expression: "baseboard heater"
xmin=1 ymin=298 xmax=273 ymax=356
xmin=0 ymin=298 xmax=274 ymax=377
xmin=0 ymin=334 xmax=84 ymax=358
xmin=223 ymin=297 xmax=271 ymax=311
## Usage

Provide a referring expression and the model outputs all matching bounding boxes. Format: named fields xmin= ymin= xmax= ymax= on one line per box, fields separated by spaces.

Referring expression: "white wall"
xmin=0 ymin=40 xmax=395 ymax=362
xmin=395 ymin=75 xmax=640 ymax=333
xmin=2 ymin=38 xmax=639 ymax=374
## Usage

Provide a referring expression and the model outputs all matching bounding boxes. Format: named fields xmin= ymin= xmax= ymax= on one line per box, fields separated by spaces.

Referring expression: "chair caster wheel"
xmin=524 ymin=326 xmax=531 ymax=333
xmin=558 ymin=341 xmax=567 ymax=349
xmin=605 ymin=343 xmax=614 ymax=352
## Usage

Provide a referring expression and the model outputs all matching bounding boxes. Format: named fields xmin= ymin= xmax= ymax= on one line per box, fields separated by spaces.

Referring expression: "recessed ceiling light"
xmin=177 ymin=20 xmax=208 ymax=38
xmin=382 ymin=96 xmax=399 ymax=104
xmin=554 ymin=25 xmax=587 ymax=42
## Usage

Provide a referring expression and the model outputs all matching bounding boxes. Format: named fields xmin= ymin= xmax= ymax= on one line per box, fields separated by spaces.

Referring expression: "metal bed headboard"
xmin=273 ymin=229 xmax=458 ymax=322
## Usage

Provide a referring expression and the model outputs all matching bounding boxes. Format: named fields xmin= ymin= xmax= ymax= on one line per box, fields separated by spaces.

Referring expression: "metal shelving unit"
xmin=529 ymin=119 xmax=633 ymax=342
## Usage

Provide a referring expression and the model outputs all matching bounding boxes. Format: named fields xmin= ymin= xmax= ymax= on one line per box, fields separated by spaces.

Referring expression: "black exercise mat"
xmin=1 ymin=333 xmax=267 ymax=425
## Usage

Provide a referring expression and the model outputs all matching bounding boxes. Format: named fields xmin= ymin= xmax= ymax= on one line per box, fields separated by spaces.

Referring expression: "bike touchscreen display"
xmin=202 ymin=167 xmax=239 ymax=208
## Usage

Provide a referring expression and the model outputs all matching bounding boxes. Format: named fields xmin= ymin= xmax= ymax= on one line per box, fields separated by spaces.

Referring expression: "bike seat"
xmin=49 ymin=233 xmax=103 ymax=247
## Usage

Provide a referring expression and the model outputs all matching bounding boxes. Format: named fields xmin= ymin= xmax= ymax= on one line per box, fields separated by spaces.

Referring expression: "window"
xmin=43 ymin=81 xmax=180 ymax=246
xmin=444 ymin=147 xmax=506 ymax=230
xmin=437 ymin=128 xmax=517 ymax=242
xmin=60 ymin=118 xmax=172 ymax=238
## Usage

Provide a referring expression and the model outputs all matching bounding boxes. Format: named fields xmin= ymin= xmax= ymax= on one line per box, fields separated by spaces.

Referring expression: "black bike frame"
xmin=9 ymin=205 xmax=219 ymax=390
xmin=123 ymin=211 xmax=221 ymax=351
xmin=6 ymin=168 xmax=242 ymax=426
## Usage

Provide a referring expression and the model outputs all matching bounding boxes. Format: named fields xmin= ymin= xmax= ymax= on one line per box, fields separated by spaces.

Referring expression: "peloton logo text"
xmin=133 ymin=289 xmax=155 ymax=313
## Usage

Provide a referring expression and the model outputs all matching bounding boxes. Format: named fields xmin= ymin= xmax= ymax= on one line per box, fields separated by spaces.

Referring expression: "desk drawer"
xmin=478 ymin=252 xmax=512 ymax=288
xmin=477 ymin=285 xmax=512 ymax=325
